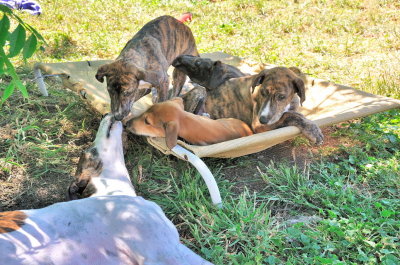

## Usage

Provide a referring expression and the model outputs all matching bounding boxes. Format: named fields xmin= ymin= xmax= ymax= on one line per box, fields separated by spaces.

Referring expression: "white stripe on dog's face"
xmin=260 ymin=100 xmax=271 ymax=117
xmin=284 ymin=104 xmax=291 ymax=112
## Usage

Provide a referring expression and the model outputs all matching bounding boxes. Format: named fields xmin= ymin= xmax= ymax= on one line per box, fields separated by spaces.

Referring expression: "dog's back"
xmin=119 ymin=15 xmax=198 ymax=64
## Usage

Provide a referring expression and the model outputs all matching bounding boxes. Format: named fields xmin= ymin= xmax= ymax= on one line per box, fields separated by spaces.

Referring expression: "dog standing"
xmin=125 ymin=97 xmax=253 ymax=149
xmin=173 ymin=58 xmax=323 ymax=144
xmin=0 ymin=115 xmax=212 ymax=265
xmin=96 ymin=15 xmax=199 ymax=120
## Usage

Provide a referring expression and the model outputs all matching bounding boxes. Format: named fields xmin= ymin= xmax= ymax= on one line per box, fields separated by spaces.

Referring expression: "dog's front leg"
xmin=180 ymin=86 xmax=207 ymax=114
xmin=254 ymin=112 xmax=324 ymax=145
xmin=155 ymin=74 xmax=169 ymax=102
xmin=172 ymin=68 xmax=187 ymax=97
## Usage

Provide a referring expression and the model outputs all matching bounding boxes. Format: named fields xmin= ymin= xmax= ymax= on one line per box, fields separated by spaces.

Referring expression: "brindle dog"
xmin=174 ymin=55 xmax=301 ymax=113
xmin=95 ymin=16 xmax=199 ymax=120
xmin=176 ymin=61 xmax=323 ymax=144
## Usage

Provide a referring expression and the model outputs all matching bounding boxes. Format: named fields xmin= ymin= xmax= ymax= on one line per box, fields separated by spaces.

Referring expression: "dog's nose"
xmin=114 ymin=113 xmax=124 ymax=121
xmin=172 ymin=58 xmax=181 ymax=67
xmin=259 ymin=116 xmax=269 ymax=124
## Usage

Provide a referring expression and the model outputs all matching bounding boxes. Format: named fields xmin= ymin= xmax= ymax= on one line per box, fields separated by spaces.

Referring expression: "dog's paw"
xmin=302 ymin=123 xmax=324 ymax=145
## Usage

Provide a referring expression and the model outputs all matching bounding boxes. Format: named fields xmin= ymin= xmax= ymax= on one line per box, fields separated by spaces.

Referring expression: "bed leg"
xmin=171 ymin=145 xmax=223 ymax=208
xmin=34 ymin=66 xmax=48 ymax=96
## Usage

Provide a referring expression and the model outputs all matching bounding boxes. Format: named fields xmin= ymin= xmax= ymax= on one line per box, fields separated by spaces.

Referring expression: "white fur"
xmin=260 ymin=100 xmax=271 ymax=118
xmin=284 ymin=104 xmax=291 ymax=112
xmin=0 ymin=115 xmax=212 ymax=265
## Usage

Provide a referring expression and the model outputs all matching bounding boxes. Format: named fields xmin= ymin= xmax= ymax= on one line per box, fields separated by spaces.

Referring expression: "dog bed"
xmin=34 ymin=52 xmax=400 ymax=158
xmin=34 ymin=53 xmax=400 ymax=206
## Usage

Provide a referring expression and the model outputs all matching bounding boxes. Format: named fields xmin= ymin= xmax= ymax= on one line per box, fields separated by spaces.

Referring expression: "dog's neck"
xmin=90 ymin=118 xmax=136 ymax=197
xmin=92 ymin=144 xmax=136 ymax=197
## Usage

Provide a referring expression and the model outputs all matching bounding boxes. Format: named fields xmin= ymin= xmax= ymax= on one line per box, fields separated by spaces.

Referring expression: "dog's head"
xmin=125 ymin=98 xmax=184 ymax=149
xmin=68 ymin=114 xmax=125 ymax=199
xmin=172 ymin=55 xmax=244 ymax=89
xmin=96 ymin=60 xmax=146 ymax=121
xmin=251 ymin=67 xmax=306 ymax=126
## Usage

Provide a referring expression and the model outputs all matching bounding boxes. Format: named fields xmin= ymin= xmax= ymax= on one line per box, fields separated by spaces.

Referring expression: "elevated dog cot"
xmin=34 ymin=52 xmax=400 ymax=207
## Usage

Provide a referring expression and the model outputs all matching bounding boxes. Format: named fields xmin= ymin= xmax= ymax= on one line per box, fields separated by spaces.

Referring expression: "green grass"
xmin=1 ymin=0 xmax=400 ymax=264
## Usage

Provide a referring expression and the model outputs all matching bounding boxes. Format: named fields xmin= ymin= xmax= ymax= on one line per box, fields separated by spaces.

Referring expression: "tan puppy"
xmin=125 ymin=97 xmax=253 ymax=149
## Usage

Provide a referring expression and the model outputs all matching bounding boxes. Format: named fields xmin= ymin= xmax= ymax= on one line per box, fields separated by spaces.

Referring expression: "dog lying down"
xmin=0 ymin=115 xmax=213 ymax=265
xmin=125 ymin=97 xmax=253 ymax=149
xmin=174 ymin=55 xmax=324 ymax=145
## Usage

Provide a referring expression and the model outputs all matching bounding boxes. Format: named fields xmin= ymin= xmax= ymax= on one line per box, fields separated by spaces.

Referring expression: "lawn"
xmin=1 ymin=0 xmax=399 ymax=264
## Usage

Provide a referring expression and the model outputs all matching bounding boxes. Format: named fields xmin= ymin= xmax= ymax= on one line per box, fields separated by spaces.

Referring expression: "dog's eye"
xmin=144 ymin=117 xmax=150 ymax=125
xmin=277 ymin=94 xmax=286 ymax=101
xmin=195 ymin=61 xmax=201 ymax=67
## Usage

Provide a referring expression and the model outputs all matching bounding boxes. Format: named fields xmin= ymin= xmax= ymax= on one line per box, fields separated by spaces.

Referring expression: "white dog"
xmin=0 ymin=115 xmax=213 ymax=265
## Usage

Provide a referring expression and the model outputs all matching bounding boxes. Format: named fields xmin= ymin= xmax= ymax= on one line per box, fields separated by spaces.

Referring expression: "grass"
xmin=1 ymin=0 xmax=400 ymax=264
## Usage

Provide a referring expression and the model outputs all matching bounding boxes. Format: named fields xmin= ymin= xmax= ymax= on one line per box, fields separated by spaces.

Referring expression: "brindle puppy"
xmin=96 ymin=16 xmax=199 ymax=120
xmin=172 ymin=55 xmax=246 ymax=90
xmin=183 ymin=67 xmax=324 ymax=144
xmin=174 ymin=56 xmax=301 ymax=115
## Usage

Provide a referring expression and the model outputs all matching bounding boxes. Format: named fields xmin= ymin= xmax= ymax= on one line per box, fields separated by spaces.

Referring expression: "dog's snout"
xmin=114 ymin=113 xmax=124 ymax=121
xmin=259 ymin=116 xmax=269 ymax=124
xmin=172 ymin=57 xmax=182 ymax=67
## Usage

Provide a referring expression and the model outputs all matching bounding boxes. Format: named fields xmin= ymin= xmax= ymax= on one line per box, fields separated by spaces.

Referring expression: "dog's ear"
xmin=293 ymin=77 xmax=306 ymax=105
xmin=251 ymin=72 xmax=266 ymax=93
xmin=136 ymin=67 xmax=162 ymax=87
xmin=96 ymin=64 xmax=109 ymax=83
xmin=130 ymin=65 xmax=146 ymax=81
xmin=288 ymin=66 xmax=303 ymax=76
xmin=164 ymin=121 xmax=179 ymax=150
xmin=213 ymin=61 xmax=222 ymax=67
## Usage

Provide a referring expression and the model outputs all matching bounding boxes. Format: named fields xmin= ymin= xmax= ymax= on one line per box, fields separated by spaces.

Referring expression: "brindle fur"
xmin=176 ymin=56 xmax=301 ymax=116
xmin=67 ymin=147 xmax=102 ymax=200
xmin=183 ymin=67 xmax=323 ymax=144
xmin=96 ymin=16 xmax=199 ymax=120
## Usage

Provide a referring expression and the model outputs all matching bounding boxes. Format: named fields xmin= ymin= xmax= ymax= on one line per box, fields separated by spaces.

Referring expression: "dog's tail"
xmin=177 ymin=12 xmax=192 ymax=23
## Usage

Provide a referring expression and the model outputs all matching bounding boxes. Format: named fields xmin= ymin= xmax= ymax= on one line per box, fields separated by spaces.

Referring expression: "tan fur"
xmin=0 ymin=211 xmax=27 ymax=234
xmin=125 ymin=98 xmax=253 ymax=149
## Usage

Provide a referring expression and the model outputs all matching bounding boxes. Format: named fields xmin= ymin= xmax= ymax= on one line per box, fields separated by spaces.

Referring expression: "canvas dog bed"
xmin=34 ymin=52 xmax=400 ymax=158
xmin=34 ymin=52 xmax=400 ymax=206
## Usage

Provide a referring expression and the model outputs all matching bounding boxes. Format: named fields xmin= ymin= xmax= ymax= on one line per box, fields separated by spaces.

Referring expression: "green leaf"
xmin=0 ymin=55 xmax=4 ymax=75
xmin=0 ymin=14 xmax=10 ymax=46
xmin=1 ymin=47 xmax=28 ymax=98
xmin=14 ymin=78 xmax=28 ymax=98
xmin=381 ymin=209 xmax=395 ymax=218
xmin=1 ymin=81 xmax=15 ymax=103
xmin=9 ymin=11 xmax=46 ymax=44
xmin=0 ymin=5 xmax=13 ymax=14
xmin=23 ymin=34 xmax=37 ymax=59
xmin=8 ymin=24 xmax=26 ymax=58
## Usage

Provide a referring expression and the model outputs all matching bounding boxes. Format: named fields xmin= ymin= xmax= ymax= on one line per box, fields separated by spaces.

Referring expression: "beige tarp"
xmin=35 ymin=52 xmax=400 ymax=158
